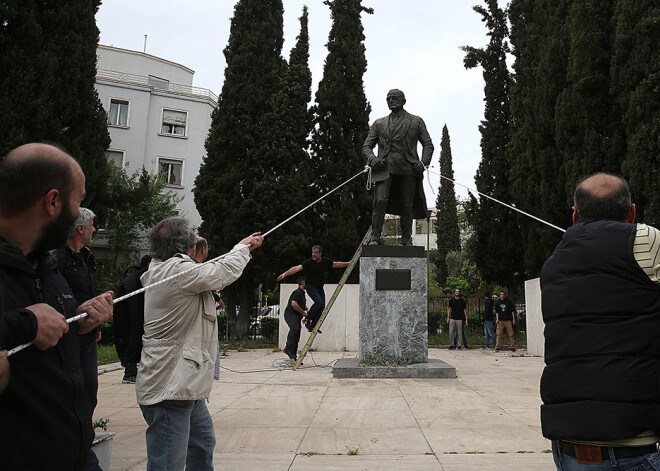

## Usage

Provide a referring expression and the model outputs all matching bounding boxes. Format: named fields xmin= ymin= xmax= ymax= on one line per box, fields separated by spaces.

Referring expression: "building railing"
xmin=96 ymin=68 xmax=218 ymax=104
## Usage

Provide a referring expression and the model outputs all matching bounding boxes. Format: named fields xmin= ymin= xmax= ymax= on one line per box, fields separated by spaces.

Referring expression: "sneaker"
xmin=511 ymin=348 xmax=516 ymax=352
xmin=464 ymin=346 xmax=470 ymax=350
xmin=457 ymin=346 xmax=462 ymax=350
xmin=495 ymin=348 xmax=499 ymax=352
xmin=448 ymin=346 xmax=455 ymax=350
xmin=122 ymin=376 xmax=136 ymax=384
xmin=283 ymin=349 xmax=296 ymax=361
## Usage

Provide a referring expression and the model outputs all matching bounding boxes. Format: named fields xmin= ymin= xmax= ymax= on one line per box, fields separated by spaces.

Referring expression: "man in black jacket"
xmin=541 ymin=173 xmax=660 ymax=469
xmin=0 ymin=143 xmax=113 ymax=471
xmin=52 ymin=207 xmax=99 ymax=413
xmin=282 ymin=277 xmax=308 ymax=361
xmin=114 ymin=254 xmax=151 ymax=383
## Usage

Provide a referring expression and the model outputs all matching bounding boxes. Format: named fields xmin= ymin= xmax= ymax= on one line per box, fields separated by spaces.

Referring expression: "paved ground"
xmin=95 ymin=348 xmax=555 ymax=470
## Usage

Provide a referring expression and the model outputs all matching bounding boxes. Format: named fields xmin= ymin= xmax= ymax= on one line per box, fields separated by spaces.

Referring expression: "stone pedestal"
xmin=358 ymin=245 xmax=428 ymax=363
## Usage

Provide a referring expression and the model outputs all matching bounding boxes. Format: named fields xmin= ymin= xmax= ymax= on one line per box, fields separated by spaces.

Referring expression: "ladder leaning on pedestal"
xmin=293 ymin=227 xmax=372 ymax=371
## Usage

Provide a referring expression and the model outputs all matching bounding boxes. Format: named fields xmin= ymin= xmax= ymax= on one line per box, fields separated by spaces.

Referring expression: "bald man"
xmin=0 ymin=143 xmax=114 ymax=470
xmin=363 ymin=89 xmax=434 ymax=245
xmin=540 ymin=173 xmax=660 ymax=469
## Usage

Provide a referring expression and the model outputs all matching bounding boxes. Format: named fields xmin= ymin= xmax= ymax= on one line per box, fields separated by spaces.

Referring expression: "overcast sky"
xmin=96 ymin=0 xmax=498 ymax=206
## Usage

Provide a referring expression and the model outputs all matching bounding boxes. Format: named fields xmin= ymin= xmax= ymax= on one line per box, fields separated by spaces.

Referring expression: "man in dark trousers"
xmin=363 ymin=89 xmax=434 ymax=245
xmin=114 ymin=254 xmax=151 ymax=383
xmin=0 ymin=143 xmax=113 ymax=470
xmin=277 ymin=245 xmax=349 ymax=332
xmin=494 ymin=290 xmax=516 ymax=352
xmin=447 ymin=289 xmax=468 ymax=350
xmin=482 ymin=292 xmax=496 ymax=349
xmin=52 ymin=207 xmax=99 ymax=413
xmin=282 ymin=277 xmax=308 ymax=362
xmin=541 ymin=173 xmax=660 ymax=469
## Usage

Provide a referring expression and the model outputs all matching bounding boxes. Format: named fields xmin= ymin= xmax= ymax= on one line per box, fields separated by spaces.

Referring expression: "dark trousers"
xmin=305 ymin=284 xmax=325 ymax=329
xmin=372 ymin=175 xmax=416 ymax=242
xmin=79 ymin=332 xmax=98 ymax=413
xmin=284 ymin=310 xmax=303 ymax=354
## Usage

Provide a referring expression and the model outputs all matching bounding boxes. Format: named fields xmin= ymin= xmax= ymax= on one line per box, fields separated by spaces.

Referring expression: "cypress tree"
xmin=309 ymin=0 xmax=373 ymax=267
xmin=194 ymin=0 xmax=288 ymax=337
xmin=555 ymin=0 xmax=626 ymax=196
xmin=0 ymin=0 xmax=110 ymax=212
xmin=508 ymin=0 xmax=573 ymax=275
xmin=462 ymin=0 xmax=522 ymax=290
xmin=434 ymin=125 xmax=460 ymax=286
xmin=612 ymin=0 xmax=660 ymax=227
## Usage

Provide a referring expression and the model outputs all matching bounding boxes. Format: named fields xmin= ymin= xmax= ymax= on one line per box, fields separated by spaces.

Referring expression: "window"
xmin=108 ymin=99 xmax=129 ymax=126
xmin=106 ymin=150 xmax=125 ymax=168
xmin=148 ymin=75 xmax=169 ymax=90
xmin=158 ymin=158 xmax=183 ymax=186
xmin=161 ymin=109 xmax=187 ymax=136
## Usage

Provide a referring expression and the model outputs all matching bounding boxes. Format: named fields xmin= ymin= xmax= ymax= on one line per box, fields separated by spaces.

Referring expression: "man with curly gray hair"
xmin=136 ymin=217 xmax=262 ymax=470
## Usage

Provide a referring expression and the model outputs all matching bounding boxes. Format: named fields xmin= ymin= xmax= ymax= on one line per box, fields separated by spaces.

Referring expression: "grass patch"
xmin=300 ymin=451 xmax=322 ymax=457
xmin=97 ymin=344 xmax=119 ymax=366
xmin=345 ymin=447 xmax=360 ymax=455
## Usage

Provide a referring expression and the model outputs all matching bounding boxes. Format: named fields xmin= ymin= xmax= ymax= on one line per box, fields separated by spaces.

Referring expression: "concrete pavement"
xmin=95 ymin=348 xmax=555 ymax=470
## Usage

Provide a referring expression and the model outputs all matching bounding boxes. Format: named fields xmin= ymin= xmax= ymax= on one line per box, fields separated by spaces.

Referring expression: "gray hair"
xmin=312 ymin=244 xmax=323 ymax=253
xmin=148 ymin=217 xmax=196 ymax=261
xmin=68 ymin=207 xmax=95 ymax=238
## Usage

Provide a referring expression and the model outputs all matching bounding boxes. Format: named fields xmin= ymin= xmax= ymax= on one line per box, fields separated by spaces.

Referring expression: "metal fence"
xmin=428 ymin=296 xmax=526 ymax=335
xmin=217 ymin=304 xmax=281 ymax=342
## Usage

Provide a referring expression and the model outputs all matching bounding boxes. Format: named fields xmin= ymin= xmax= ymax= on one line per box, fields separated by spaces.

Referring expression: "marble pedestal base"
xmin=357 ymin=245 xmax=428 ymax=363
xmin=333 ymin=358 xmax=456 ymax=379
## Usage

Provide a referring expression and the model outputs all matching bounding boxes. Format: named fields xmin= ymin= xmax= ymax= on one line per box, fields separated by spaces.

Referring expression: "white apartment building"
xmin=95 ymin=45 xmax=217 ymax=229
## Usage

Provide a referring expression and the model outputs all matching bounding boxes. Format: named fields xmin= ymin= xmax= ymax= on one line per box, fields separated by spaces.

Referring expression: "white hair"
xmin=68 ymin=207 xmax=95 ymax=238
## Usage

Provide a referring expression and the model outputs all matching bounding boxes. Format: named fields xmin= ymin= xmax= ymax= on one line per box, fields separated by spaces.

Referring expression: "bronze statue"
xmin=363 ymin=89 xmax=434 ymax=245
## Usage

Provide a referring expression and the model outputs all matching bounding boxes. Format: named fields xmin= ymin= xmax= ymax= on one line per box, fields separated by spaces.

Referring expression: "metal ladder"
xmin=293 ymin=227 xmax=372 ymax=370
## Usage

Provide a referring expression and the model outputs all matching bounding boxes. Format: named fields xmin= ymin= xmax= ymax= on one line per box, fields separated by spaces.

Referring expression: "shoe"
xmin=495 ymin=348 xmax=499 ymax=352
xmin=511 ymin=348 xmax=516 ymax=352
xmin=464 ymin=346 xmax=470 ymax=350
xmin=122 ymin=376 xmax=136 ymax=384
xmin=457 ymin=346 xmax=462 ymax=350
xmin=448 ymin=346 xmax=455 ymax=350
xmin=481 ymin=347 xmax=488 ymax=350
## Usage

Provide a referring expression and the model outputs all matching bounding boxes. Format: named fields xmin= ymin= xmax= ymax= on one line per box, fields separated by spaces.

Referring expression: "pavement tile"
xmin=212 ymin=453 xmax=296 ymax=471
xmin=437 ymin=452 xmax=555 ymax=470
xmin=300 ymin=427 xmax=432 ymax=455
xmin=318 ymin=396 xmax=409 ymax=410
xmin=216 ymin=426 xmax=308 ymax=454
xmin=290 ymin=454 xmax=444 ymax=470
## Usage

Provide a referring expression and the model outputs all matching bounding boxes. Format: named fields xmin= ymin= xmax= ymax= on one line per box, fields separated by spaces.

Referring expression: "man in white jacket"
xmin=136 ymin=217 xmax=262 ymax=470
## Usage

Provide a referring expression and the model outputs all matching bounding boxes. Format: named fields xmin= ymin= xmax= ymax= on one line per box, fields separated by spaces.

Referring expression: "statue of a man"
xmin=363 ymin=89 xmax=434 ymax=245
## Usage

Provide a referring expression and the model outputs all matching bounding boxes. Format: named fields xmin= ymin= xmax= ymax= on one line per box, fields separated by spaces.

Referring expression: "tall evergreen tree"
xmin=194 ymin=0 xmax=291 ymax=337
xmin=612 ymin=0 xmax=660 ymax=227
xmin=0 ymin=0 xmax=111 ymax=212
xmin=309 ymin=0 xmax=373 ymax=267
xmin=508 ymin=0 xmax=573 ymax=275
xmin=555 ymin=0 xmax=626 ymax=195
xmin=434 ymin=125 xmax=461 ymax=286
xmin=462 ymin=0 xmax=522 ymax=290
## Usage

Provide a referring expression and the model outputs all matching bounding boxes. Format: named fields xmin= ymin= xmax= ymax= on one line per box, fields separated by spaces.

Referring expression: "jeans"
xmin=305 ymin=284 xmax=325 ymax=329
xmin=140 ymin=399 xmax=215 ymax=471
xmin=484 ymin=321 xmax=496 ymax=347
xmin=552 ymin=441 xmax=660 ymax=470
xmin=449 ymin=319 xmax=464 ymax=347
xmin=284 ymin=310 xmax=303 ymax=354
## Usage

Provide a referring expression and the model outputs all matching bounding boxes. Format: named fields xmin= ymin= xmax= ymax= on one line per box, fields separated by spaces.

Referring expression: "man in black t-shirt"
xmin=282 ymin=277 xmax=308 ymax=361
xmin=482 ymin=292 xmax=496 ymax=349
xmin=446 ymin=289 xmax=468 ymax=350
xmin=277 ymin=245 xmax=349 ymax=332
xmin=494 ymin=290 xmax=517 ymax=352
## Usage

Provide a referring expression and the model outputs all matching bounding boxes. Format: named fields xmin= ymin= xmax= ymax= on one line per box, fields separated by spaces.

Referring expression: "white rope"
xmin=427 ymin=167 xmax=566 ymax=233
xmin=8 ymin=168 xmax=370 ymax=357
xmin=365 ymin=165 xmax=373 ymax=191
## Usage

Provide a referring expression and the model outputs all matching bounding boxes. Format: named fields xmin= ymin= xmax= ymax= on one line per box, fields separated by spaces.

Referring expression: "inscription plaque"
xmin=375 ymin=269 xmax=411 ymax=291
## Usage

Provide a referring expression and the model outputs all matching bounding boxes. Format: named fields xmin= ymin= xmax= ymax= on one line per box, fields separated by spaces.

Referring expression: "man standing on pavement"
xmin=52 ymin=207 xmax=100 ymax=414
xmin=277 ymin=245 xmax=349 ymax=332
xmin=282 ymin=276 xmax=308 ymax=362
xmin=541 ymin=173 xmax=660 ymax=469
xmin=363 ymin=89 xmax=434 ymax=245
xmin=136 ymin=217 xmax=262 ymax=470
xmin=482 ymin=292 xmax=496 ymax=349
xmin=447 ymin=289 xmax=468 ymax=350
xmin=0 ymin=143 xmax=114 ymax=470
xmin=114 ymin=254 xmax=150 ymax=384
xmin=494 ymin=291 xmax=516 ymax=352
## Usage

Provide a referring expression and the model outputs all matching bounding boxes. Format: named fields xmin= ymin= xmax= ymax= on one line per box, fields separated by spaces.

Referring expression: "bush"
xmin=259 ymin=317 xmax=278 ymax=341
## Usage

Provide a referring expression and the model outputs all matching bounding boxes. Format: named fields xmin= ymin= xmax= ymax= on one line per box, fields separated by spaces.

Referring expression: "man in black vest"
xmin=540 ymin=173 xmax=660 ymax=469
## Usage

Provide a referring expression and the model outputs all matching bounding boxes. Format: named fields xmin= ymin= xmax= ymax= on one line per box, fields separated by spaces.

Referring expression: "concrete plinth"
xmin=333 ymin=358 xmax=456 ymax=378
xmin=357 ymin=245 xmax=428 ymax=363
